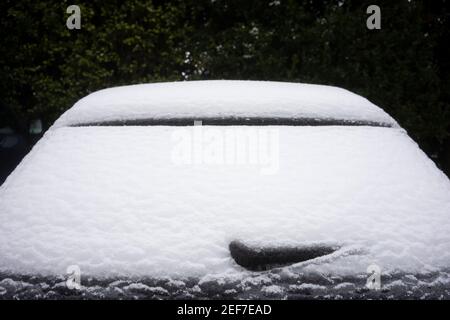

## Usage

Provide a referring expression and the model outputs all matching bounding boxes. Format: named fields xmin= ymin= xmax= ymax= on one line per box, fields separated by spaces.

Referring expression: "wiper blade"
xmin=229 ymin=240 xmax=338 ymax=271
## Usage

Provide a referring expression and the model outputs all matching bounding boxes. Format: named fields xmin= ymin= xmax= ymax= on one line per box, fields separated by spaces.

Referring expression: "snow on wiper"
xmin=229 ymin=240 xmax=339 ymax=271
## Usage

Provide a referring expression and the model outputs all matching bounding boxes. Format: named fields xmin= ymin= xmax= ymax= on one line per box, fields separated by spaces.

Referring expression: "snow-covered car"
xmin=1 ymin=80 xmax=449 ymax=299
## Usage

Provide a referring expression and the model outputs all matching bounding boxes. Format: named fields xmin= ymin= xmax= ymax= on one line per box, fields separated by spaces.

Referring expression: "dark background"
xmin=1 ymin=0 xmax=449 ymax=184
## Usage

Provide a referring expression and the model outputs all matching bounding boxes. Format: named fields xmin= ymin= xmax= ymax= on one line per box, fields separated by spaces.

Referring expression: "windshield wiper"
xmin=229 ymin=240 xmax=338 ymax=271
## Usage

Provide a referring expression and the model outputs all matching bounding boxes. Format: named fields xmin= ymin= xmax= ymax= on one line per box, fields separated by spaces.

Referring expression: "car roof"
xmin=54 ymin=80 xmax=398 ymax=128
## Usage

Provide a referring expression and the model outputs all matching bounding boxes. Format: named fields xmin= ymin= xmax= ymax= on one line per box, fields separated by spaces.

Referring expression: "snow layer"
xmin=2 ymin=269 xmax=450 ymax=299
xmin=53 ymin=81 xmax=398 ymax=127
xmin=1 ymin=126 xmax=449 ymax=278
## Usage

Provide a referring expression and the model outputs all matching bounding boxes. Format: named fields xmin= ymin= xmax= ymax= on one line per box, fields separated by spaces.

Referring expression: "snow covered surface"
xmin=1 ymin=125 xmax=449 ymax=280
xmin=1 ymin=81 xmax=449 ymax=299
xmin=2 ymin=268 xmax=450 ymax=299
xmin=53 ymin=81 xmax=398 ymax=127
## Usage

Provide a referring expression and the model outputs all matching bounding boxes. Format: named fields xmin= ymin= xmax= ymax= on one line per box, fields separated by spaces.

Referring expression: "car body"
xmin=1 ymin=80 xmax=449 ymax=299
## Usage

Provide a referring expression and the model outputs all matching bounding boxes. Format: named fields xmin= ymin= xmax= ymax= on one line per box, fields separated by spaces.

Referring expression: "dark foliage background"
xmin=1 ymin=0 xmax=449 ymax=177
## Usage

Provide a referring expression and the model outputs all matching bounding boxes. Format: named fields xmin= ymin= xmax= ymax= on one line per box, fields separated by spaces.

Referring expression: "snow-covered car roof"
xmin=54 ymin=80 xmax=398 ymax=128
xmin=1 ymin=81 xmax=449 ymax=299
